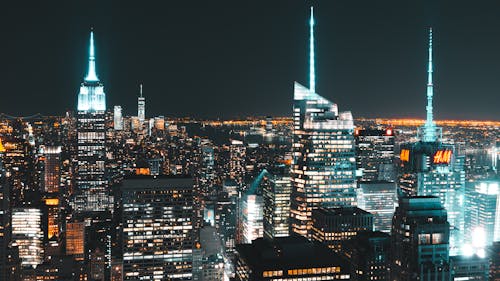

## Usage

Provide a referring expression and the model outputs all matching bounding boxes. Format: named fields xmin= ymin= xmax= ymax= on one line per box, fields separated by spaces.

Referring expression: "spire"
xmin=139 ymin=84 xmax=143 ymax=97
xmin=309 ymin=6 xmax=315 ymax=93
xmin=85 ymin=30 xmax=99 ymax=82
xmin=423 ymin=27 xmax=436 ymax=142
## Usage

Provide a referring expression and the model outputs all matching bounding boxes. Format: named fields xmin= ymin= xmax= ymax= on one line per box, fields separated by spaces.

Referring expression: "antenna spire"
xmin=140 ymin=84 xmax=143 ymax=97
xmin=423 ymin=27 xmax=436 ymax=142
xmin=85 ymin=30 xmax=99 ymax=82
xmin=309 ymin=6 xmax=315 ymax=93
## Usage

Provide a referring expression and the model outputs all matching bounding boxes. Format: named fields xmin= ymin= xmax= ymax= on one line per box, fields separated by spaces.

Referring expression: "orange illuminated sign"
xmin=400 ymin=149 xmax=410 ymax=162
xmin=45 ymin=198 xmax=59 ymax=206
xmin=433 ymin=150 xmax=452 ymax=164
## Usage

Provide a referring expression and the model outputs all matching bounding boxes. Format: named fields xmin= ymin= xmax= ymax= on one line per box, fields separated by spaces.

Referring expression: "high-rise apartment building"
xmin=391 ymin=196 xmax=451 ymax=281
xmin=122 ymin=176 xmax=194 ymax=280
xmin=74 ymin=31 xmax=111 ymax=212
xmin=290 ymin=7 xmax=356 ymax=238
xmin=66 ymin=221 xmax=85 ymax=261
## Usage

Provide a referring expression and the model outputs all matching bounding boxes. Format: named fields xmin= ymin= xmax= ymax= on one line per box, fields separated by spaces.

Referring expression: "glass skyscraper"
xmin=290 ymin=7 xmax=356 ymax=238
xmin=74 ymin=31 xmax=112 ymax=212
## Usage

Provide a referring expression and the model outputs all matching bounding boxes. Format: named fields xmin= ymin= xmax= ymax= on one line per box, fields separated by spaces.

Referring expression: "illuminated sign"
xmin=433 ymin=150 xmax=452 ymax=164
xmin=400 ymin=149 xmax=410 ymax=162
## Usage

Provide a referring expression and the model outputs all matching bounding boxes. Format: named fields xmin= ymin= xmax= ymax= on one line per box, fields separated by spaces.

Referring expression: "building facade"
xmin=290 ymin=7 xmax=356 ymax=238
xmin=74 ymin=31 xmax=111 ymax=212
xmin=391 ymin=196 xmax=451 ymax=281
xmin=122 ymin=176 xmax=194 ymax=280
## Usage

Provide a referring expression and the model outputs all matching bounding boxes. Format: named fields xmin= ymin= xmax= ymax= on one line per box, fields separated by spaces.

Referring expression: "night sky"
xmin=1 ymin=1 xmax=499 ymax=120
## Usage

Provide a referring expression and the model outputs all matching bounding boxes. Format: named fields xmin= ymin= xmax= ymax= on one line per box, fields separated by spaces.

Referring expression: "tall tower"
xmin=422 ymin=28 xmax=437 ymax=142
xmin=290 ymin=7 xmax=356 ymax=238
xmin=138 ymin=84 xmax=145 ymax=124
xmin=398 ymin=28 xmax=465 ymax=256
xmin=74 ymin=30 xmax=112 ymax=213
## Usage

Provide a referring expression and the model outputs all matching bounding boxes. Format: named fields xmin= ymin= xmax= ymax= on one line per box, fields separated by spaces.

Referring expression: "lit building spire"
xmin=85 ymin=30 xmax=99 ymax=82
xmin=423 ymin=27 xmax=436 ymax=142
xmin=309 ymin=6 xmax=315 ymax=93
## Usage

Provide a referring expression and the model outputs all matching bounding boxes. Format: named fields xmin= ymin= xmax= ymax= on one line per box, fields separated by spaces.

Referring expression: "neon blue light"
xmin=423 ymin=28 xmax=437 ymax=142
xmin=85 ymin=31 xmax=99 ymax=82
xmin=309 ymin=6 xmax=315 ymax=93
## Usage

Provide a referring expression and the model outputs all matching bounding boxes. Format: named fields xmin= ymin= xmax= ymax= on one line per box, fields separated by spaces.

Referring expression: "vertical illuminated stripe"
xmin=85 ymin=31 xmax=99 ymax=82
xmin=423 ymin=28 xmax=436 ymax=142
xmin=309 ymin=6 xmax=315 ymax=93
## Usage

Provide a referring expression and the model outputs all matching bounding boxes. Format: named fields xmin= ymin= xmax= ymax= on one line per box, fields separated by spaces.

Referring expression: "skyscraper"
xmin=398 ymin=29 xmax=465 ymax=255
xmin=464 ymin=181 xmax=500 ymax=249
xmin=290 ymin=7 xmax=356 ymax=238
xmin=137 ymin=84 xmax=145 ymax=124
xmin=43 ymin=146 xmax=61 ymax=193
xmin=355 ymin=128 xmax=395 ymax=182
xmin=12 ymin=208 xmax=44 ymax=268
xmin=0 ymin=148 xmax=10 ymax=280
xmin=263 ymin=173 xmax=291 ymax=239
xmin=74 ymin=31 xmax=112 ymax=212
xmin=390 ymin=196 xmax=451 ymax=281
xmin=122 ymin=176 xmax=194 ymax=280
xmin=113 ymin=105 xmax=123 ymax=131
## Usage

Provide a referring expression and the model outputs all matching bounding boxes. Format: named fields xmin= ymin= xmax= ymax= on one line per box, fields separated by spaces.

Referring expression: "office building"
xmin=450 ymin=255 xmax=489 ymax=281
xmin=263 ymin=173 xmax=291 ymax=239
xmin=343 ymin=231 xmax=390 ymax=281
xmin=66 ymin=221 xmax=85 ymax=261
xmin=464 ymin=180 xmax=500 ymax=248
xmin=235 ymin=236 xmax=350 ymax=281
xmin=398 ymin=29 xmax=465 ymax=255
xmin=390 ymin=196 xmax=451 ymax=281
xmin=122 ymin=176 xmax=194 ymax=280
xmin=113 ymin=105 xmax=123 ymax=130
xmin=311 ymin=207 xmax=373 ymax=251
xmin=74 ymin=31 xmax=111 ymax=212
xmin=44 ymin=197 xmax=60 ymax=239
xmin=355 ymin=128 xmax=395 ymax=182
xmin=12 ymin=208 xmax=44 ymax=267
xmin=290 ymin=7 xmax=356 ymax=238
xmin=357 ymin=181 xmax=397 ymax=233
xmin=43 ymin=146 xmax=61 ymax=193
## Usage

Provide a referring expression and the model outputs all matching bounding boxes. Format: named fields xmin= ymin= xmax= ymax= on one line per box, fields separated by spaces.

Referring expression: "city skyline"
xmin=1 ymin=1 xmax=500 ymax=119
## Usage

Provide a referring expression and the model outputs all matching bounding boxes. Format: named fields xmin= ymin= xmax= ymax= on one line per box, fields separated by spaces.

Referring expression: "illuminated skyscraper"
xmin=113 ymin=105 xmax=123 ymax=131
xmin=263 ymin=173 xmax=291 ymax=239
xmin=122 ymin=176 xmax=194 ymax=280
xmin=464 ymin=181 xmax=500 ymax=250
xmin=398 ymin=29 xmax=465 ymax=255
xmin=355 ymin=128 xmax=395 ymax=182
xmin=12 ymin=208 xmax=44 ymax=268
xmin=357 ymin=181 xmax=397 ymax=233
xmin=290 ymin=7 xmax=356 ymax=238
xmin=43 ymin=146 xmax=61 ymax=193
xmin=137 ymin=84 xmax=145 ymax=124
xmin=66 ymin=221 xmax=85 ymax=261
xmin=74 ymin=31 xmax=112 ymax=212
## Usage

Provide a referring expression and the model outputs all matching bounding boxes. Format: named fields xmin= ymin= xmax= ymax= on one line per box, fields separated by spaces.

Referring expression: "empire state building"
xmin=73 ymin=31 xmax=112 ymax=213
